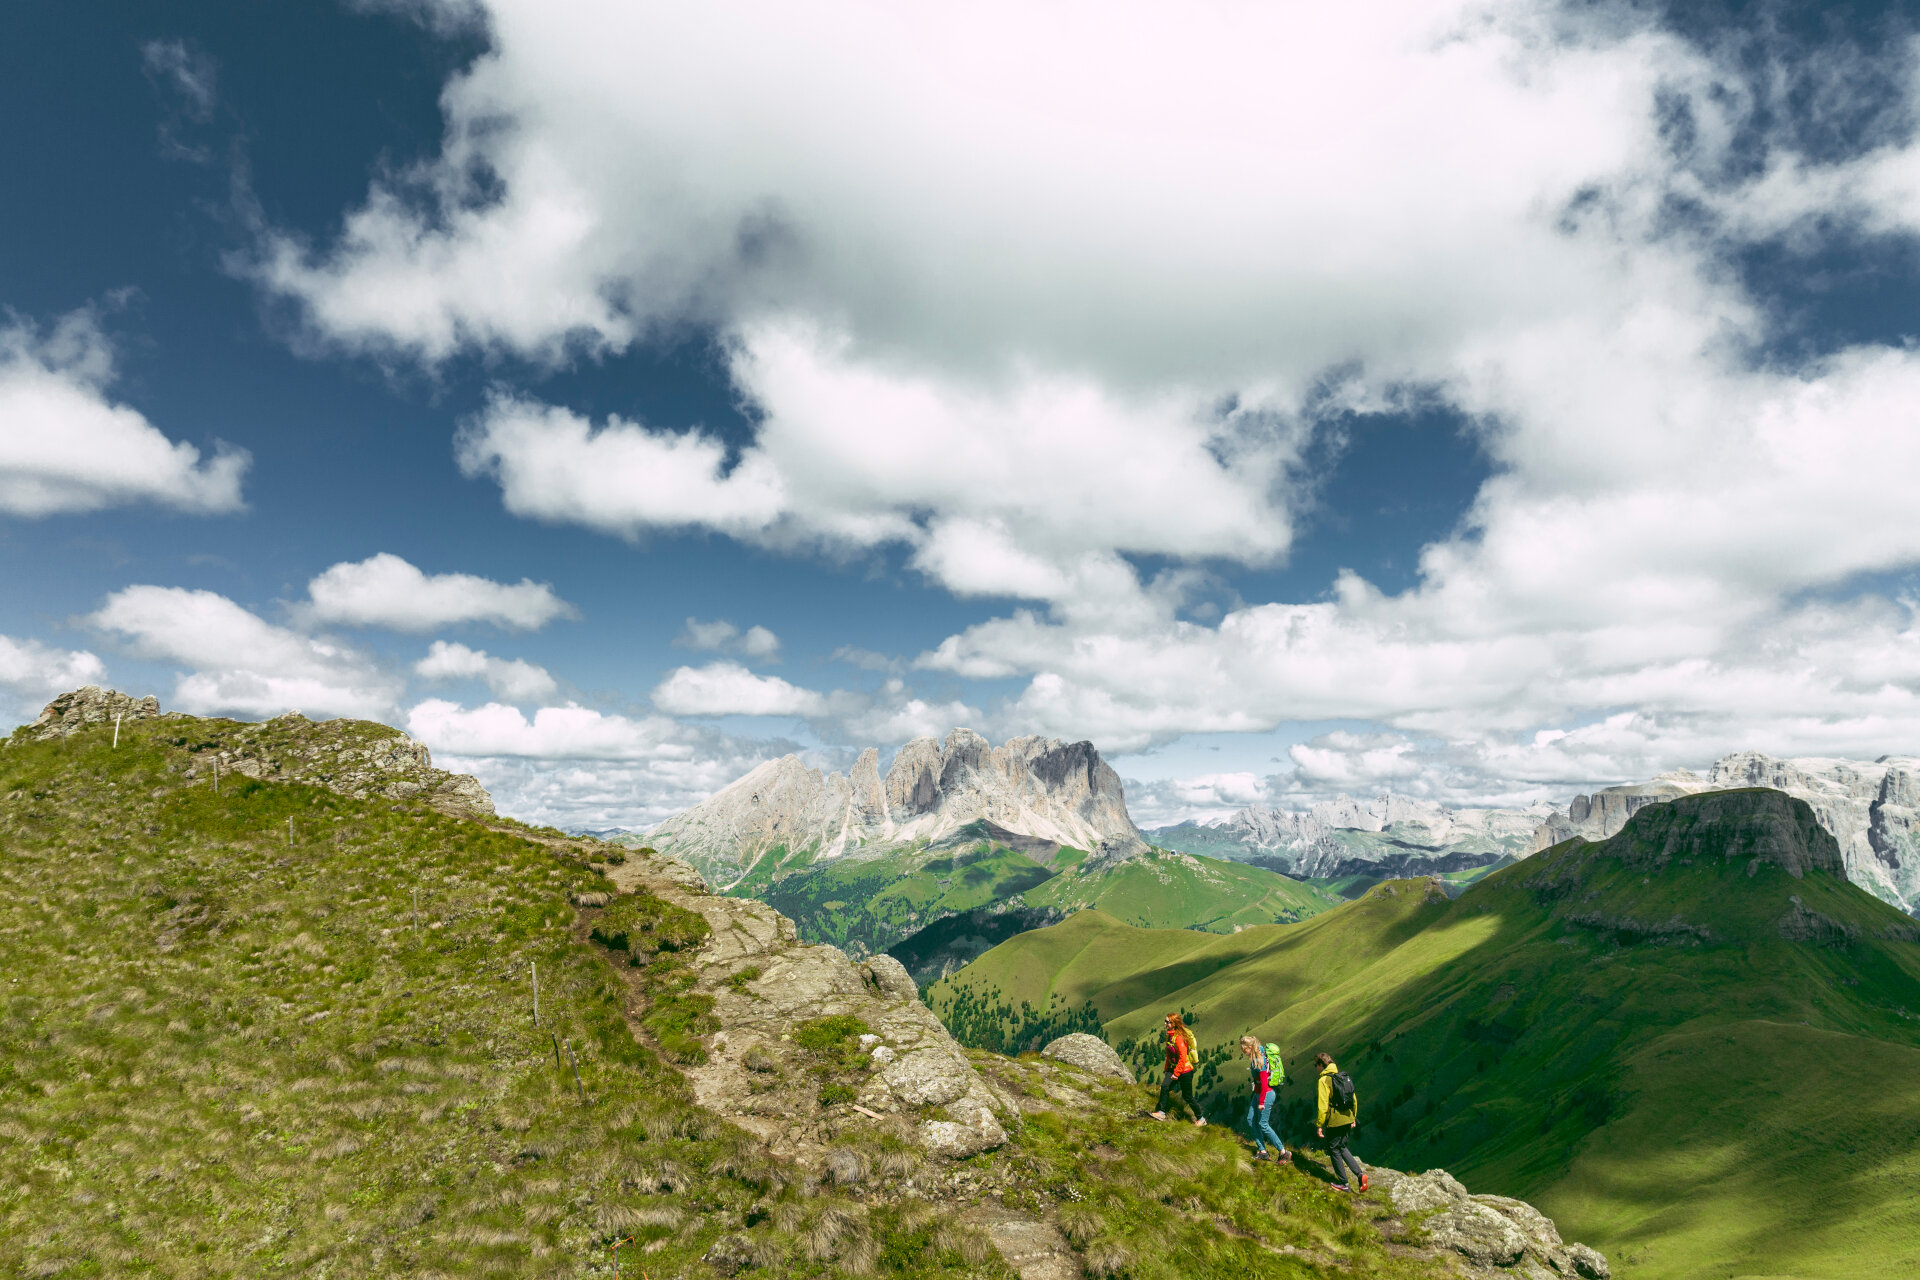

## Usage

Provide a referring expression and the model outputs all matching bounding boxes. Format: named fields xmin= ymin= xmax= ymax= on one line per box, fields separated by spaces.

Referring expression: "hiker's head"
xmin=1166 ymin=1013 xmax=1188 ymax=1036
xmin=1313 ymin=1051 xmax=1334 ymax=1069
xmin=1238 ymin=1035 xmax=1258 ymax=1057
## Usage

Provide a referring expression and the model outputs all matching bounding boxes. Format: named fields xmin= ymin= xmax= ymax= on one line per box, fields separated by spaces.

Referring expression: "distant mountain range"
xmin=1150 ymin=749 xmax=1920 ymax=917
xmin=931 ymin=787 xmax=1920 ymax=1279
xmin=1149 ymin=794 xmax=1551 ymax=886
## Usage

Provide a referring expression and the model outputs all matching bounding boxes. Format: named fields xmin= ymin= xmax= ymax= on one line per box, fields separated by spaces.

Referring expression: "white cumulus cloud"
xmin=0 ymin=309 xmax=247 ymax=517
xmin=245 ymin=0 xmax=1920 ymax=798
xmin=304 ymin=552 xmax=574 ymax=632
xmin=89 ymin=586 xmax=400 ymax=720
xmin=413 ymin=639 xmax=556 ymax=702
xmin=650 ymin=662 xmax=826 ymax=718
xmin=0 ymin=635 xmax=108 ymax=719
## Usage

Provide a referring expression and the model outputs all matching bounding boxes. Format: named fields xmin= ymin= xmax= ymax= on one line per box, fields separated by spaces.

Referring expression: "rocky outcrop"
xmin=1531 ymin=752 xmax=1920 ymax=914
xmin=1375 ymin=1168 xmax=1608 ymax=1278
xmin=1040 ymin=1033 xmax=1134 ymax=1083
xmin=17 ymin=689 xmax=498 ymax=821
xmin=650 ymin=729 xmax=1148 ymax=885
xmin=22 ymin=686 xmax=163 ymax=740
xmin=608 ymin=852 xmax=1013 ymax=1165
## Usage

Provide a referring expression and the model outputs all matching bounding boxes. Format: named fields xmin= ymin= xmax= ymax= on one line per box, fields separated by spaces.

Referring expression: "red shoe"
xmin=1359 ymin=1175 xmax=1370 ymax=1192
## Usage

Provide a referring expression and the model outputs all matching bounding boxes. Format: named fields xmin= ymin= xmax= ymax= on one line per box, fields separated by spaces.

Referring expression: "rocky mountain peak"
xmin=650 ymin=729 xmax=1147 ymax=885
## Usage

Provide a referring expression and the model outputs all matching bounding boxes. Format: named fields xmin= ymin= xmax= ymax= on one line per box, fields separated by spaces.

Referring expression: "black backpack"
xmin=1327 ymin=1071 xmax=1356 ymax=1114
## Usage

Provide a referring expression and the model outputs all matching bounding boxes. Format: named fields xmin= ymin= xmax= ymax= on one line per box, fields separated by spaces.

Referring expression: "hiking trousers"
xmin=1247 ymin=1092 xmax=1284 ymax=1155
xmin=1324 ymin=1124 xmax=1364 ymax=1187
xmin=1157 ymin=1069 xmax=1197 ymax=1119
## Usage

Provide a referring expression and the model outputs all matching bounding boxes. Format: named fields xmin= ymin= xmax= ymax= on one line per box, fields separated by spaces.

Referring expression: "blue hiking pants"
xmin=1247 ymin=1091 xmax=1284 ymax=1155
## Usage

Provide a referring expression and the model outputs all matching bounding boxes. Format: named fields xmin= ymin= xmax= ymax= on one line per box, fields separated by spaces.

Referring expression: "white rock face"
xmin=649 ymin=728 xmax=1147 ymax=884
xmin=1160 ymin=793 xmax=1553 ymax=879
xmin=1531 ymin=752 xmax=1920 ymax=914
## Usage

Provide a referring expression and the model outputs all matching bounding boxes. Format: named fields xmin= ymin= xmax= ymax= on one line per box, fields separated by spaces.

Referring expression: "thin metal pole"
xmin=288 ymin=816 xmax=294 ymax=846
xmin=566 ymin=1039 xmax=586 ymax=1104
xmin=531 ymin=961 xmax=540 ymax=1027
xmin=113 ymin=714 xmax=121 ymax=748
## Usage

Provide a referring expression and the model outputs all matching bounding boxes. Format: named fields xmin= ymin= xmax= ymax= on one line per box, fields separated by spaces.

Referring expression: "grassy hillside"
xmin=1026 ymin=846 xmax=1338 ymax=932
xmin=729 ymin=837 xmax=1058 ymax=955
xmin=0 ymin=718 xmax=1005 ymax=1279
xmin=0 ymin=710 xmax=1491 ymax=1280
xmin=720 ymin=831 xmax=1336 ymax=961
xmin=932 ymin=790 xmax=1920 ymax=1279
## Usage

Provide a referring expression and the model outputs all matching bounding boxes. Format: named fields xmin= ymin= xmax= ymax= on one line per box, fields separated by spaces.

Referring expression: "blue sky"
xmin=6 ymin=0 xmax=1920 ymax=829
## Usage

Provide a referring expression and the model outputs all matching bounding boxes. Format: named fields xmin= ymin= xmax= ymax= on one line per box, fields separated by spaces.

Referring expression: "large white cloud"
xmin=305 ymin=552 xmax=574 ymax=631
xmin=0 ymin=635 xmax=108 ymax=719
xmin=89 ymin=586 xmax=401 ymax=719
xmin=248 ymin=1 xmax=1920 ymax=800
xmin=649 ymin=661 xmax=826 ymax=718
xmin=0 ymin=310 xmax=247 ymax=517
xmin=413 ymin=639 xmax=556 ymax=701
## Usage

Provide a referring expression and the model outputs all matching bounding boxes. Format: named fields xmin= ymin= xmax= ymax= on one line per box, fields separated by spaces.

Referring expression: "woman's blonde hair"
xmin=1238 ymin=1035 xmax=1258 ymax=1053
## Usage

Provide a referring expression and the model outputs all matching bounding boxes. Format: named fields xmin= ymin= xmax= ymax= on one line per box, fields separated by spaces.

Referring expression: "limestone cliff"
xmin=649 ymin=728 xmax=1147 ymax=885
xmin=1532 ymin=751 xmax=1920 ymax=914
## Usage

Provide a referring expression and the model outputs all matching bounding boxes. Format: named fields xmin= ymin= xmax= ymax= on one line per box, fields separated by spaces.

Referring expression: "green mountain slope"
xmin=716 ymin=824 xmax=1337 ymax=964
xmin=931 ymin=789 xmax=1920 ymax=1280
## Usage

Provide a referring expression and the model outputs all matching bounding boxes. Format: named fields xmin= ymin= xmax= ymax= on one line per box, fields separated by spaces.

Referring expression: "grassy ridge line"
xmin=0 ymin=721 xmax=1001 ymax=1280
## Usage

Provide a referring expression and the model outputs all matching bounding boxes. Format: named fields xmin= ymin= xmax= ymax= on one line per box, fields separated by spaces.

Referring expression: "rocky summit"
xmin=1534 ymin=750 xmax=1920 ymax=914
xmin=649 ymin=728 xmax=1147 ymax=885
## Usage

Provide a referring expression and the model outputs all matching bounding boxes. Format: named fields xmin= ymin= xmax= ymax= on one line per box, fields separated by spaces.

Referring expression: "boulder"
xmin=1040 ymin=1032 xmax=1135 ymax=1083
xmin=1425 ymin=1199 xmax=1529 ymax=1267
xmin=1564 ymin=1242 xmax=1611 ymax=1279
xmin=1379 ymin=1166 xmax=1469 ymax=1215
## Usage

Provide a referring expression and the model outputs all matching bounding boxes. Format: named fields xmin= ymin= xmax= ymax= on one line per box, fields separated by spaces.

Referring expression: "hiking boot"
xmin=1329 ymin=1183 xmax=1351 ymax=1193
xmin=1251 ymin=1150 xmax=1269 ymax=1162
xmin=1149 ymin=1111 xmax=1167 ymax=1122
xmin=1194 ymin=1118 xmax=1207 ymax=1127
xmin=1358 ymin=1174 xmax=1370 ymax=1192
xmin=1277 ymin=1151 xmax=1293 ymax=1163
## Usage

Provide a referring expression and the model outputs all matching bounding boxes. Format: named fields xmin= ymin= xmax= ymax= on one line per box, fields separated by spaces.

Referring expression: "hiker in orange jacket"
xmin=1151 ymin=1013 xmax=1204 ymax=1125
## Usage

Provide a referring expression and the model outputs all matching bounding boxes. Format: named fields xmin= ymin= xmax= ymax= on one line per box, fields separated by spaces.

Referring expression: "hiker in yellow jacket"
xmin=1314 ymin=1052 xmax=1367 ymax=1192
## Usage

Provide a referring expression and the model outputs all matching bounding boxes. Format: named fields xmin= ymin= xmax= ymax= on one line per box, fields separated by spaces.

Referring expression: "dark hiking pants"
xmin=1324 ymin=1124 xmax=1363 ymax=1186
xmin=1157 ymin=1069 xmax=1197 ymax=1119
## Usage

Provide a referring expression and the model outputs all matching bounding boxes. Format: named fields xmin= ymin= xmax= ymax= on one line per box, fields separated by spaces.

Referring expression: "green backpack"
xmin=1262 ymin=1043 xmax=1286 ymax=1084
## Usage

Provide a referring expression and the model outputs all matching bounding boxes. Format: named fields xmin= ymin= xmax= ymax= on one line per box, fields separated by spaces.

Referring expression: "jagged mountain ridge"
xmin=649 ymin=727 xmax=1147 ymax=885
xmin=1152 ymin=792 xmax=1552 ymax=881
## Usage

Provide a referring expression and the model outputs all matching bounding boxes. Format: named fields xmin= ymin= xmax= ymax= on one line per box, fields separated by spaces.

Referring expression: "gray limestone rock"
xmin=649 ymin=729 xmax=1148 ymax=885
xmin=1425 ymin=1199 xmax=1529 ymax=1266
xmin=1378 ymin=1166 xmax=1470 ymax=1215
xmin=25 ymin=686 xmax=162 ymax=740
xmin=610 ymin=861 xmax=1011 ymax=1164
xmin=1564 ymin=1242 xmax=1611 ymax=1278
xmin=1040 ymin=1032 xmax=1134 ymax=1083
